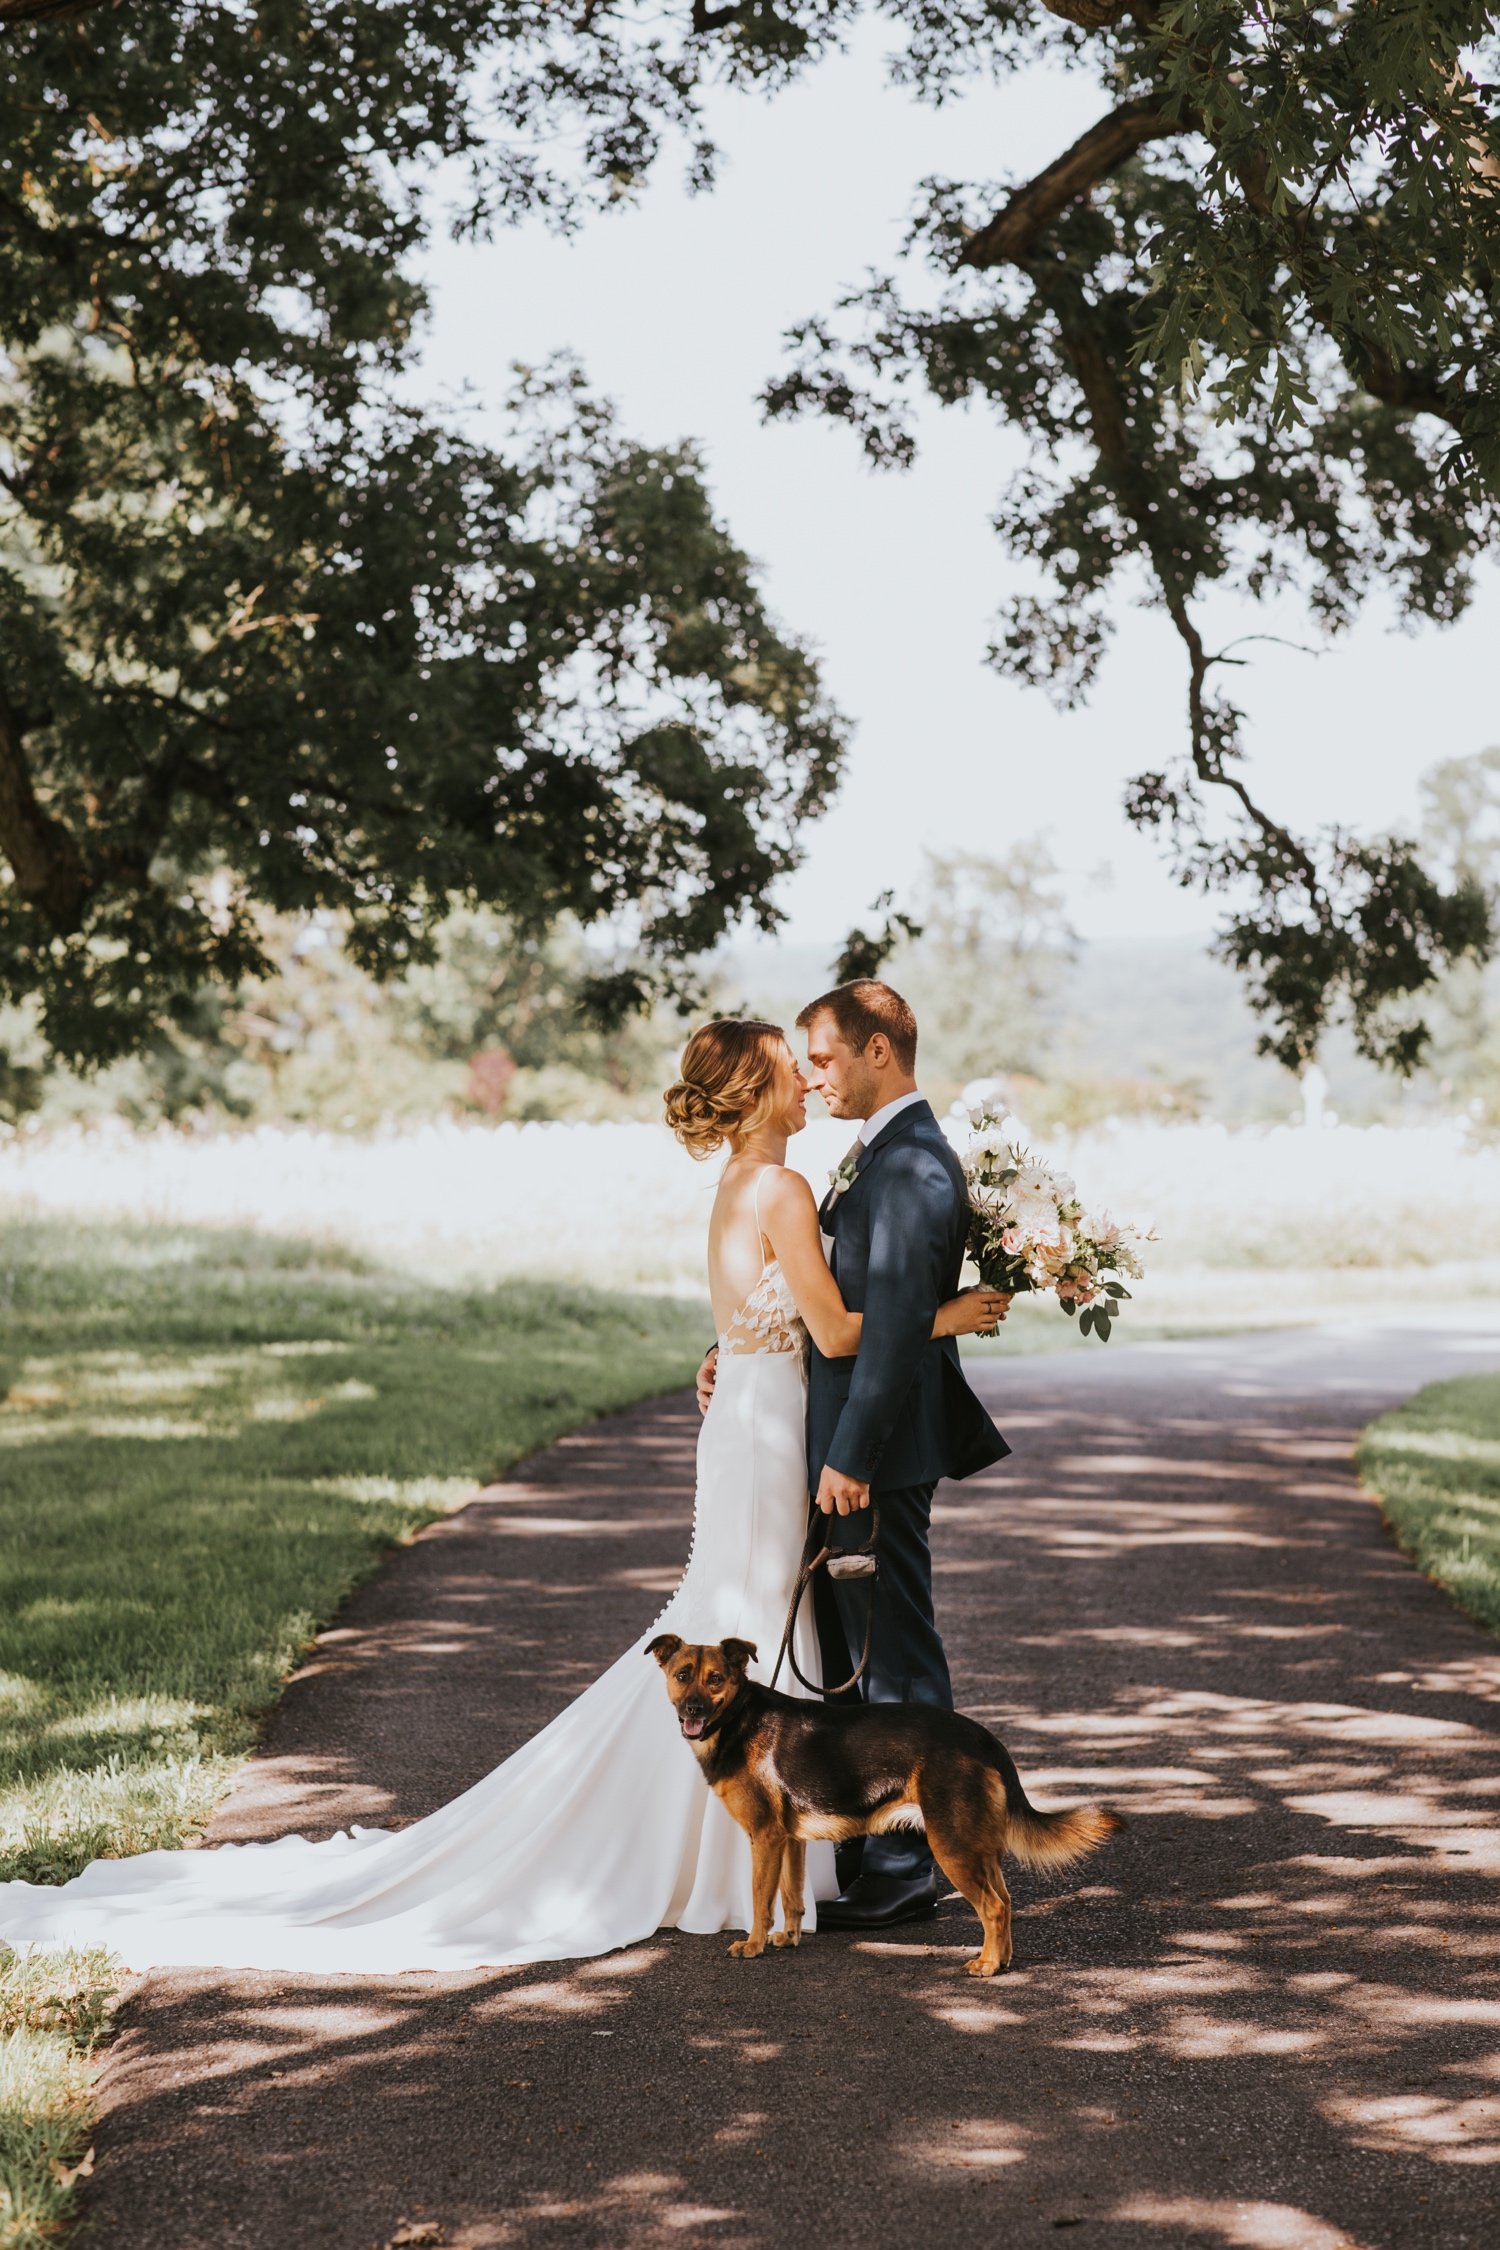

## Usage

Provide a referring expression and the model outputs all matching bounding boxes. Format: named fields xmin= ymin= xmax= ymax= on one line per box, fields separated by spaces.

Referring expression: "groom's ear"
xmin=720 ymin=1638 xmax=758 ymax=1678
xmin=646 ymin=1634 xmax=684 ymax=1668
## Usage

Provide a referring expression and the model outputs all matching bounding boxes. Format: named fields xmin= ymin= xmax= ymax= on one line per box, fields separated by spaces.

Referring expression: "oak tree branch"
xmin=962 ymin=99 xmax=1183 ymax=268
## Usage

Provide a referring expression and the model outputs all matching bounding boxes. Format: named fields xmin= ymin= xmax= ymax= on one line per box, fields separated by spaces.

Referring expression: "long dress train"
xmin=0 ymin=1258 xmax=833 ymax=1973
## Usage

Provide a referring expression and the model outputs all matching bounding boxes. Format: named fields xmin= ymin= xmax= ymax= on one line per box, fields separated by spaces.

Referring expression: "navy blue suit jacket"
xmin=807 ymin=1100 xmax=1009 ymax=1493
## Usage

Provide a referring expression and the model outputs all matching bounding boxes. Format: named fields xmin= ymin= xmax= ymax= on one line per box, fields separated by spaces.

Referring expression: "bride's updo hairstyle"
xmin=664 ymin=1019 xmax=787 ymax=1160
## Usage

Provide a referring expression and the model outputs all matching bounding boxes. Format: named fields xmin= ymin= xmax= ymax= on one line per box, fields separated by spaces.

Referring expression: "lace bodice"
xmin=719 ymin=1257 xmax=807 ymax=1358
xmin=717 ymin=1170 xmax=809 ymax=1360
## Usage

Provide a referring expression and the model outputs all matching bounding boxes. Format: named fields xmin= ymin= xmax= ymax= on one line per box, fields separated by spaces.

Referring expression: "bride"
xmin=0 ymin=1019 xmax=1003 ymax=1973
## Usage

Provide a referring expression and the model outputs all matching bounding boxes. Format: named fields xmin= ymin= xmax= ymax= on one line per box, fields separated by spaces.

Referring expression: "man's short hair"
xmin=796 ymin=980 xmax=918 ymax=1073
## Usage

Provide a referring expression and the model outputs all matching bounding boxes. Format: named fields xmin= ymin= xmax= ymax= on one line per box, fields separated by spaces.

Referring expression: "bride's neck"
xmin=729 ymin=1127 xmax=789 ymax=1167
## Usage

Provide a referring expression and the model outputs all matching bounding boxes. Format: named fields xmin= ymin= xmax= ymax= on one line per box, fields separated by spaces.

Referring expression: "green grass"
xmin=0 ymin=1948 xmax=116 ymax=2248
xmin=0 ymin=1215 xmax=706 ymax=2247
xmin=1359 ymin=1372 xmax=1500 ymax=1640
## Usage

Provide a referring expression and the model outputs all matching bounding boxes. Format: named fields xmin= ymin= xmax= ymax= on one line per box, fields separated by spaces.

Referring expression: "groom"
xmin=798 ymin=979 xmax=1009 ymax=1929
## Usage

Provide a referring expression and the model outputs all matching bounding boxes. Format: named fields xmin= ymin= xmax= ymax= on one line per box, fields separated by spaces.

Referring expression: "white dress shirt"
xmin=857 ymin=1088 xmax=926 ymax=1144
xmin=820 ymin=1089 xmax=927 ymax=1262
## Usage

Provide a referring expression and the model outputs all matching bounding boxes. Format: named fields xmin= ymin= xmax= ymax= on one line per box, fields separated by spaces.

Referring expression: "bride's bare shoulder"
xmin=756 ymin=1165 xmax=818 ymax=1220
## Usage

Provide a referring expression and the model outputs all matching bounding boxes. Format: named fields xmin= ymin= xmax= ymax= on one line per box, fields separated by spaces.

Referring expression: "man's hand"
xmin=815 ymin=1464 xmax=871 ymax=1516
xmin=695 ymin=1346 xmax=719 ymax=1418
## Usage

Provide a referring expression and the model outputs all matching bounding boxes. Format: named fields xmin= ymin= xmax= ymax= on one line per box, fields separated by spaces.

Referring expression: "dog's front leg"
xmin=729 ymin=1828 xmax=785 ymax=1960
xmin=773 ymin=1836 xmax=805 ymax=1948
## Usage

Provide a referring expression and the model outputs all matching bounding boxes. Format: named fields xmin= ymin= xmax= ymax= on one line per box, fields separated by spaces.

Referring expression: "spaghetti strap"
xmin=752 ymin=1164 xmax=776 ymax=1261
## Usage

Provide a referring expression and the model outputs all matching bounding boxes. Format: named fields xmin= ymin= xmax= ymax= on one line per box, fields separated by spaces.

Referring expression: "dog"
xmin=647 ymin=1633 xmax=1120 ymax=1975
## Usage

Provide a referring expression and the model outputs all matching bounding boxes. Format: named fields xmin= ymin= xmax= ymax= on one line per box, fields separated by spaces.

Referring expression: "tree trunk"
xmin=0 ymin=695 xmax=89 ymax=929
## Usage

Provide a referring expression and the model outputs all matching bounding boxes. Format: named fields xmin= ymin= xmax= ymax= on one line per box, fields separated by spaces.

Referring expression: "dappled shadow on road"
xmin=86 ymin=1334 xmax=1500 ymax=2250
xmin=87 ymin=1832 xmax=1500 ymax=2250
xmin=212 ymin=1398 xmax=705 ymax=1846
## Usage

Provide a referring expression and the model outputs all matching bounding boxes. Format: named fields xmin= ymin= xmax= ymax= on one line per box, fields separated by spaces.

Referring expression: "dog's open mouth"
xmin=680 ymin=1714 xmax=708 ymax=1738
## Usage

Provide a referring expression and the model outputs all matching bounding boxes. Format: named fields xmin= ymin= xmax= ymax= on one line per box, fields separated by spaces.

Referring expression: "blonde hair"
xmin=663 ymin=1019 xmax=788 ymax=1160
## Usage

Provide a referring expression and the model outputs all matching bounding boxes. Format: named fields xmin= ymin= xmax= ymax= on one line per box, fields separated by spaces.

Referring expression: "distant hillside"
xmin=717 ymin=932 xmax=1415 ymax=1125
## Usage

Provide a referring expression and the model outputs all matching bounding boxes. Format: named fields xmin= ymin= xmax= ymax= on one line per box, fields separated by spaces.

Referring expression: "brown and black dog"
xmin=648 ymin=1633 xmax=1120 ymax=1975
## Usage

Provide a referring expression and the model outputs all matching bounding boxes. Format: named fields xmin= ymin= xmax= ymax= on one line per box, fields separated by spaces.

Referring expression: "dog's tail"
xmin=985 ymin=1735 xmax=1123 ymax=1869
xmin=1005 ymin=1797 xmax=1123 ymax=1869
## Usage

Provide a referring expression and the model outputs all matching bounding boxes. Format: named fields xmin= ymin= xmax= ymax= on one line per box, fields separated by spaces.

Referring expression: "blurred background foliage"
xmin=2 ymin=0 xmax=1496 ymax=1093
xmin=5 ymin=743 xmax=1496 ymax=1137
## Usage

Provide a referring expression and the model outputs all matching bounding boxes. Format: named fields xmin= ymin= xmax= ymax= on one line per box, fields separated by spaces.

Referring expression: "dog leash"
xmin=768 ymin=1502 xmax=880 ymax=1697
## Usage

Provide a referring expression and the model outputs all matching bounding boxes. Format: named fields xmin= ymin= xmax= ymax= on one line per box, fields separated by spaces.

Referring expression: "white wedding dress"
xmin=0 ymin=1224 xmax=835 ymax=1973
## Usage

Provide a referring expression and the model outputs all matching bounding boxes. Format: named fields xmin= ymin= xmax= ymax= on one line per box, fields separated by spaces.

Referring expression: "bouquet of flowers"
xmin=962 ymin=1105 xmax=1152 ymax=1341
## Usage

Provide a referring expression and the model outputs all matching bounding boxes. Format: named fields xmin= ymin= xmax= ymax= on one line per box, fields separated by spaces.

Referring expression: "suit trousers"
xmin=825 ymin=1479 xmax=952 ymax=1884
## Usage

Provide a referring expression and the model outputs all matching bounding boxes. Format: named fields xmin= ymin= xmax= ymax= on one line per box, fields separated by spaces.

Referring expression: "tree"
xmin=8 ymin=5 xmax=1496 ymax=1075
xmin=390 ymin=908 xmax=677 ymax=1088
xmin=831 ymin=888 xmax=925 ymax=981
xmin=891 ymin=842 xmax=1079 ymax=1081
xmin=1415 ymin=745 xmax=1500 ymax=1112
xmin=0 ymin=6 xmax=842 ymax=1067
xmin=1421 ymin=743 xmax=1500 ymax=892
xmin=320 ymin=0 xmax=1493 ymax=1074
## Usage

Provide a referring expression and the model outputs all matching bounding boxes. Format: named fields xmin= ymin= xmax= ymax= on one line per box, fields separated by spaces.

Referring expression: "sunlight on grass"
xmin=0 ymin=1219 xmax=708 ymax=1882
xmin=309 ymin=1475 xmax=476 ymax=1511
xmin=0 ymin=1213 xmax=707 ymax=2247
xmin=0 ymin=1948 xmax=115 ymax=2250
xmin=1363 ymin=1426 xmax=1500 ymax=1470
xmin=1360 ymin=1374 xmax=1500 ymax=1640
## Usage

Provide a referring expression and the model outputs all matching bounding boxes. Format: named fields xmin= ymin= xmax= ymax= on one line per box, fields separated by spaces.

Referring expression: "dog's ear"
xmin=646 ymin=1633 xmax=685 ymax=1668
xmin=720 ymin=1638 xmax=758 ymax=1677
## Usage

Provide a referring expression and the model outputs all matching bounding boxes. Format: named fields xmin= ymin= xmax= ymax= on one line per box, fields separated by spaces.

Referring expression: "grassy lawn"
xmin=1359 ymin=1371 xmax=1500 ymax=1640
xmin=0 ymin=1215 xmax=706 ymax=2249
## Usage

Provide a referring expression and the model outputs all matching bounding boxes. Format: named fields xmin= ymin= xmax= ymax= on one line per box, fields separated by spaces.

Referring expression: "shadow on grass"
xmin=0 ymin=1217 xmax=708 ymax=1876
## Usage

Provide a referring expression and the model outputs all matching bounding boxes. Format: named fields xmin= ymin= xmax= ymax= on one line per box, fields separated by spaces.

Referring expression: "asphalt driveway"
xmin=82 ymin=1323 xmax=1500 ymax=2250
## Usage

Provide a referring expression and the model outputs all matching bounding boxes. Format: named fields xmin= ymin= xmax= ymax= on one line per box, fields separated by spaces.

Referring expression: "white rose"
xmin=1010 ymin=1161 xmax=1057 ymax=1201
xmin=975 ymin=1127 xmax=1016 ymax=1159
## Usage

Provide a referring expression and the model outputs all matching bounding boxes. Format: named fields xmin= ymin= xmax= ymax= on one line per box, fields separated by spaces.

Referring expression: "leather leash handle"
xmin=769 ymin=1502 xmax=880 ymax=1698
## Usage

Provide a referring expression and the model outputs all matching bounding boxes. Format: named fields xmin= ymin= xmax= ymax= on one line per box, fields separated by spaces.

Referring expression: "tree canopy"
xmin=4 ymin=0 xmax=1497 ymax=1074
xmin=495 ymin=0 xmax=1499 ymax=1071
xmin=0 ymin=4 xmax=841 ymax=1066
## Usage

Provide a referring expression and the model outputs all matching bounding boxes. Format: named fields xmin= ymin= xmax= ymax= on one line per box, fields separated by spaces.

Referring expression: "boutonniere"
xmin=827 ymin=1151 xmax=860 ymax=1203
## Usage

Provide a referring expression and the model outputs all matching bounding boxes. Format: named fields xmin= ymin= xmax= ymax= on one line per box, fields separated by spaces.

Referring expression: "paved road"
xmin=84 ymin=1326 xmax=1500 ymax=2250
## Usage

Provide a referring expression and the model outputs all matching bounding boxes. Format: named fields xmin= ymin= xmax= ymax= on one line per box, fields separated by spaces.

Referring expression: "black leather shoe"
xmin=816 ymin=1872 xmax=942 ymax=1930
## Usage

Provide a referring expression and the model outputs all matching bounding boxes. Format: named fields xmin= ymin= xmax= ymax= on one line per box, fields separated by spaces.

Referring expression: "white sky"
xmin=415 ymin=31 xmax=1497 ymax=952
